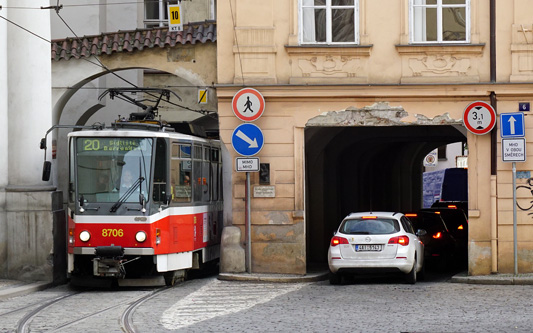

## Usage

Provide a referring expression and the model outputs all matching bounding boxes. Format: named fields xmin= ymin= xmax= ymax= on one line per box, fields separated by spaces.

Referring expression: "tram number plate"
xmin=355 ymin=244 xmax=382 ymax=252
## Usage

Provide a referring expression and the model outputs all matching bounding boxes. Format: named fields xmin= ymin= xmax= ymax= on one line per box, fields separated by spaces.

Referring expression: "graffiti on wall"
xmin=516 ymin=175 xmax=533 ymax=214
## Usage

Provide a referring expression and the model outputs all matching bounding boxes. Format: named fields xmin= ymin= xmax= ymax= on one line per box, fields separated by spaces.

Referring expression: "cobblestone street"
xmin=2 ymin=273 xmax=532 ymax=332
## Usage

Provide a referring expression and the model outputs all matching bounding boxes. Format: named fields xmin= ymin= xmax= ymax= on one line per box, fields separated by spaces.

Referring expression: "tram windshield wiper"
xmin=110 ymin=177 xmax=145 ymax=213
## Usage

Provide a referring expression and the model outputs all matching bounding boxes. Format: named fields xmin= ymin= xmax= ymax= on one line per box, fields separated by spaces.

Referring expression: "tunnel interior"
xmin=304 ymin=125 xmax=467 ymax=267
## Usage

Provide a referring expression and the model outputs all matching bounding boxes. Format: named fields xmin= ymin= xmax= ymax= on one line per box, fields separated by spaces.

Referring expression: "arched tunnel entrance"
xmin=305 ymin=124 xmax=467 ymax=267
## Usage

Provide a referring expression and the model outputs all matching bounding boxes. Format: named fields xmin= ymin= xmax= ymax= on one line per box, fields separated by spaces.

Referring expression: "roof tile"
xmin=51 ymin=21 xmax=216 ymax=61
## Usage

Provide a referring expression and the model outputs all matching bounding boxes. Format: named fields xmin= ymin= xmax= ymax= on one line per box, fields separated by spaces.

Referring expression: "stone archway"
xmin=51 ymin=24 xmax=218 ymax=195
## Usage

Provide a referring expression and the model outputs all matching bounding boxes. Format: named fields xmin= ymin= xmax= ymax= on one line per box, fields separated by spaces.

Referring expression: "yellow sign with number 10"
xmin=168 ymin=4 xmax=183 ymax=31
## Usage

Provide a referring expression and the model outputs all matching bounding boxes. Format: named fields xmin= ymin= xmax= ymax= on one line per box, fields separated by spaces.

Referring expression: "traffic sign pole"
xmin=500 ymin=112 xmax=526 ymax=275
xmin=245 ymin=172 xmax=252 ymax=273
xmin=513 ymin=162 xmax=518 ymax=275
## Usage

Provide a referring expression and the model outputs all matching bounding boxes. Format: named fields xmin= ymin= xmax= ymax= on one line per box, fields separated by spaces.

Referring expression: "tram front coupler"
xmin=93 ymin=246 xmax=127 ymax=278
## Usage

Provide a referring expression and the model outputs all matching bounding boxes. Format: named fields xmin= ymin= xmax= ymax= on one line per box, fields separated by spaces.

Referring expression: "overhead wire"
xmin=1 ymin=2 xmax=217 ymax=118
xmin=1 ymin=1 xmax=179 ymax=10
xmin=228 ymin=0 xmax=245 ymax=87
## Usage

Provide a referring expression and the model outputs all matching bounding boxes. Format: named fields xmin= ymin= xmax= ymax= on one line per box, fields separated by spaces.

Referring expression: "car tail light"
xmin=388 ymin=235 xmax=410 ymax=246
xmin=362 ymin=216 xmax=377 ymax=219
xmin=447 ymin=205 xmax=457 ymax=209
xmin=330 ymin=236 xmax=349 ymax=247
xmin=433 ymin=232 xmax=442 ymax=239
xmin=405 ymin=213 xmax=417 ymax=217
xmin=457 ymin=225 xmax=464 ymax=230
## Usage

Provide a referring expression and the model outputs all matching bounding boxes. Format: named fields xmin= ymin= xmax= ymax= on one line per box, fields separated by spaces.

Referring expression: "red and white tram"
xmin=66 ymin=119 xmax=223 ymax=286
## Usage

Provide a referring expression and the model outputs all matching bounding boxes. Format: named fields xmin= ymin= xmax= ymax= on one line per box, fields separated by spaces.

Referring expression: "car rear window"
xmin=341 ymin=218 xmax=400 ymax=235
xmin=410 ymin=214 xmax=448 ymax=233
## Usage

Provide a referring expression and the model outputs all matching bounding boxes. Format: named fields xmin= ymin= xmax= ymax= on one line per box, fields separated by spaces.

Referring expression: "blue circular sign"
xmin=231 ymin=123 xmax=264 ymax=156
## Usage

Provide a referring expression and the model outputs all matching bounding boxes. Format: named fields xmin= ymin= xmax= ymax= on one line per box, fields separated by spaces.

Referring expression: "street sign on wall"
xmin=167 ymin=4 xmax=183 ymax=31
xmin=463 ymin=101 xmax=497 ymax=135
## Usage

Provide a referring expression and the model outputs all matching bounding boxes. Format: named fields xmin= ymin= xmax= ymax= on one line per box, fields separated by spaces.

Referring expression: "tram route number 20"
xmin=102 ymin=229 xmax=124 ymax=237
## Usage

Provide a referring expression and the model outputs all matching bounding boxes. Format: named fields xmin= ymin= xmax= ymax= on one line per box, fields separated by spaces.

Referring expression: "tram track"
xmin=10 ymin=286 xmax=171 ymax=333
xmin=119 ymin=286 xmax=170 ymax=333
xmin=16 ymin=292 xmax=80 ymax=333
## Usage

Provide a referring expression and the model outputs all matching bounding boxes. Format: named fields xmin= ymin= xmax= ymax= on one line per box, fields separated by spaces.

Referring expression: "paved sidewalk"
xmin=218 ymin=271 xmax=329 ymax=283
xmin=451 ymin=271 xmax=533 ymax=285
xmin=220 ymin=270 xmax=533 ymax=285
xmin=0 ymin=279 xmax=53 ymax=300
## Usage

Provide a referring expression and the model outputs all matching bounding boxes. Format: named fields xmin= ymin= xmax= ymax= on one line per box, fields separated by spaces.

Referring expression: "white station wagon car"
xmin=328 ymin=211 xmax=425 ymax=284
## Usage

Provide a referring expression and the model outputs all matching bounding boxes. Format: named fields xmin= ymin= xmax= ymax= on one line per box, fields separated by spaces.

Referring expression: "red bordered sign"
xmin=232 ymin=88 xmax=265 ymax=122
xmin=463 ymin=101 xmax=496 ymax=135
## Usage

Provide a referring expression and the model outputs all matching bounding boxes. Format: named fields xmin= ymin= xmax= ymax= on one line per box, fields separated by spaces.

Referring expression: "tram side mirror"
xmin=42 ymin=161 xmax=51 ymax=181
xmin=40 ymin=138 xmax=47 ymax=150
xmin=166 ymin=194 xmax=172 ymax=205
xmin=78 ymin=195 xmax=85 ymax=207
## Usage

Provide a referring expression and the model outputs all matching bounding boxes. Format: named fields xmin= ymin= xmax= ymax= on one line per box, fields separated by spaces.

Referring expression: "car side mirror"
xmin=417 ymin=229 xmax=427 ymax=237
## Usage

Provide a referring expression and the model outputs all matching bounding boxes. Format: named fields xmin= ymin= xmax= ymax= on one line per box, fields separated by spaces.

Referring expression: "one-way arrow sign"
xmin=500 ymin=112 xmax=525 ymax=138
xmin=232 ymin=123 xmax=264 ymax=156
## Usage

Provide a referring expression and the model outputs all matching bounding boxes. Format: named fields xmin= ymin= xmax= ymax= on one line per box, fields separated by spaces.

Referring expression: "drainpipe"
xmin=489 ymin=0 xmax=498 ymax=274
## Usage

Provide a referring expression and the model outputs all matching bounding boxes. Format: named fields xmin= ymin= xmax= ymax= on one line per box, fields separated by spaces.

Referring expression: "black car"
xmin=420 ymin=207 xmax=468 ymax=267
xmin=431 ymin=200 xmax=468 ymax=215
xmin=406 ymin=211 xmax=462 ymax=269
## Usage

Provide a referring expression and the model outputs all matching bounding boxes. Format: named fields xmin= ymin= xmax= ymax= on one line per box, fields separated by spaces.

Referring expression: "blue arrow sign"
xmin=500 ymin=112 xmax=525 ymax=138
xmin=231 ymin=123 xmax=264 ymax=156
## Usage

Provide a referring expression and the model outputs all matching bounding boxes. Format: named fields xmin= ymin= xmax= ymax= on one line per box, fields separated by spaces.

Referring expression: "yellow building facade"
xmin=216 ymin=0 xmax=533 ymax=276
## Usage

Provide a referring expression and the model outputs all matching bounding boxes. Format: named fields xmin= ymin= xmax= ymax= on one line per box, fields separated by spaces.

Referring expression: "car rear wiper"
xmin=110 ymin=177 xmax=145 ymax=213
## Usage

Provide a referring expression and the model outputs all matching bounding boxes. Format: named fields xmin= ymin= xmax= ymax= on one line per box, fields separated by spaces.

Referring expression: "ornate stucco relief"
xmin=298 ymin=56 xmax=361 ymax=78
xmin=409 ymin=55 xmax=470 ymax=77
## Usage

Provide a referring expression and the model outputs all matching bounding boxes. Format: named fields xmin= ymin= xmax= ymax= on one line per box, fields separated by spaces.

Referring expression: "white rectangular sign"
xmin=502 ymin=138 xmax=526 ymax=162
xmin=254 ymin=185 xmax=275 ymax=198
xmin=167 ymin=4 xmax=183 ymax=32
xmin=236 ymin=157 xmax=260 ymax=172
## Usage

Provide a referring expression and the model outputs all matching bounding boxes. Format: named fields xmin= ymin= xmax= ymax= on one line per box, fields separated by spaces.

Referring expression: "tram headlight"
xmin=135 ymin=231 xmax=147 ymax=243
xmin=79 ymin=230 xmax=91 ymax=242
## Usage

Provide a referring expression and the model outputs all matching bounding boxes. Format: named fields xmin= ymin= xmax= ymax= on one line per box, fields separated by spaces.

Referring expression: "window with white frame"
xmin=410 ymin=0 xmax=470 ymax=43
xmin=144 ymin=1 xmax=216 ymax=28
xmin=300 ymin=0 xmax=359 ymax=44
xmin=144 ymin=0 xmax=172 ymax=28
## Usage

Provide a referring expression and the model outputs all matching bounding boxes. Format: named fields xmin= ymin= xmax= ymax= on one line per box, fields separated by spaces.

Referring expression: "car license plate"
xmin=355 ymin=244 xmax=382 ymax=252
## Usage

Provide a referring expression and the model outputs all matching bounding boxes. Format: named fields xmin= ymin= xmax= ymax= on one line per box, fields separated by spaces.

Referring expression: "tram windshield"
xmin=75 ymin=137 xmax=153 ymax=203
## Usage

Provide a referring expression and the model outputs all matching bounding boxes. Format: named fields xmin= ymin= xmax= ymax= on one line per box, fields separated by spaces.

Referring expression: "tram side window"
xmin=202 ymin=146 xmax=211 ymax=202
xmin=211 ymin=148 xmax=220 ymax=201
xmin=153 ymin=138 xmax=167 ymax=203
xmin=193 ymin=145 xmax=203 ymax=202
xmin=170 ymin=143 xmax=192 ymax=203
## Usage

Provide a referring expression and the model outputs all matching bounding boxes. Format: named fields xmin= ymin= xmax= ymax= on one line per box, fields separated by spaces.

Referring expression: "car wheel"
xmin=329 ymin=271 xmax=342 ymax=285
xmin=405 ymin=258 xmax=417 ymax=284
